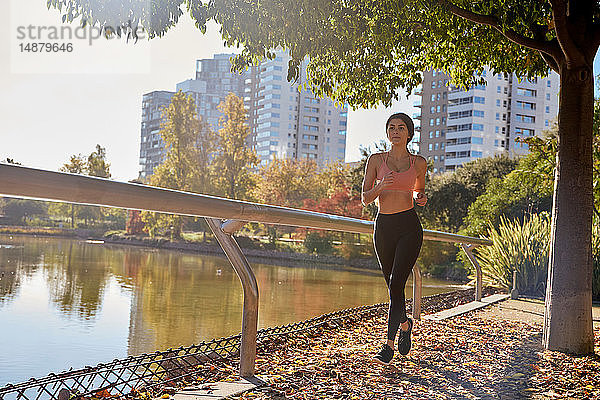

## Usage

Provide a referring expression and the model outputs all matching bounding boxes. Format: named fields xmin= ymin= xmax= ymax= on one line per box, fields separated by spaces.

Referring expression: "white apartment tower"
xmin=140 ymin=52 xmax=348 ymax=178
xmin=417 ymin=68 xmax=560 ymax=173
xmin=248 ymin=51 xmax=348 ymax=167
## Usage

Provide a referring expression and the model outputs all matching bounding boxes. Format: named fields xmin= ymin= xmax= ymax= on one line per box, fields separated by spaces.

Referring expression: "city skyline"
xmin=2 ymin=1 xmax=600 ymax=182
xmin=1 ymin=1 xmax=416 ymax=182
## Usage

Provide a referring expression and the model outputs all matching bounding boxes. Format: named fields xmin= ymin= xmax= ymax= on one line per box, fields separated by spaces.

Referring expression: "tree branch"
xmin=540 ymin=51 xmax=560 ymax=73
xmin=531 ymin=24 xmax=561 ymax=72
xmin=437 ymin=0 xmax=562 ymax=61
xmin=550 ymin=0 xmax=586 ymax=67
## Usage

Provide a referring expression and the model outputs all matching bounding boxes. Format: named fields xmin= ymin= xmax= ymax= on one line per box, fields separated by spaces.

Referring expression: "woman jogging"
xmin=361 ymin=112 xmax=428 ymax=365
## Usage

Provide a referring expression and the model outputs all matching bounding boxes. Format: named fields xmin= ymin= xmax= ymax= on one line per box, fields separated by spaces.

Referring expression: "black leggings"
xmin=374 ymin=208 xmax=423 ymax=341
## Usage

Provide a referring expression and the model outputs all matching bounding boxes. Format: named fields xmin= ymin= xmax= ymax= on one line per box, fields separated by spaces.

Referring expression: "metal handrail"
xmin=0 ymin=163 xmax=492 ymax=379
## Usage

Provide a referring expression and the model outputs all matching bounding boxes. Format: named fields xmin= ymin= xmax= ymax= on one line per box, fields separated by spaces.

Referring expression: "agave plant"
xmin=474 ymin=212 xmax=551 ymax=296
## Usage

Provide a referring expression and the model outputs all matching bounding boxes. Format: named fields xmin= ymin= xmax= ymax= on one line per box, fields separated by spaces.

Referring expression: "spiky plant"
xmin=475 ymin=213 xmax=551 ymax=296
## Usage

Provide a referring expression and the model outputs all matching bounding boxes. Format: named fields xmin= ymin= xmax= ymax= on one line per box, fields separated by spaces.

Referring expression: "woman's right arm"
xmin=362 ymin=154 xmax=385 ymax=206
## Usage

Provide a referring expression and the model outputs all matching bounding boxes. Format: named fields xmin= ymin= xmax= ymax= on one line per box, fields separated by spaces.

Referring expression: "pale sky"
xmin=2 ymin=2 xmax=599 ymax=182
xmin=1 ymin=0 xmax=417 ymax=182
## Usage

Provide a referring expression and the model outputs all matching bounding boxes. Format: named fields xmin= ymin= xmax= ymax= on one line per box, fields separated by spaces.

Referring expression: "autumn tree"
xmin=50 ymin=0 xmax=600 ymax=353
xmin=253 ymin=158 xmax=321 ymax=208
xmin=50 ymin=148 xmax=110 ymax=228
xmin=142 ymin=90 xmax=213 ymax=239
xmin=213 ymin=93 xmax=258 ymax=200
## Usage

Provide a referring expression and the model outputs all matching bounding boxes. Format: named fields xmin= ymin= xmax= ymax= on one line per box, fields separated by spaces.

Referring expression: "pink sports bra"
xmin=376 ymin=152 xmax=417 ymax=192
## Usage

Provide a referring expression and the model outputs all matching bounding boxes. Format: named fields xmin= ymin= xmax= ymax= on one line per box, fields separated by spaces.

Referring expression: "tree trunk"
xmin=543 ymin=64 xmax=595 ymax=354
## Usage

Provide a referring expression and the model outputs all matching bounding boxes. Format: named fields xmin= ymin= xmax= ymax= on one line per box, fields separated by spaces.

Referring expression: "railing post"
xmin=205 ymin=218 xmax=258 ymax=378
xmin=412 ymin=264 xmax=422 ymax=320
xmin=460 ymin=243 xmax=482 ymax=302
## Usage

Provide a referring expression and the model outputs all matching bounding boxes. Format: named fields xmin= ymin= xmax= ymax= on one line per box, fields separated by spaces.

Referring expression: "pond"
xmin=0 ymin=234 xmax=465 ymax=385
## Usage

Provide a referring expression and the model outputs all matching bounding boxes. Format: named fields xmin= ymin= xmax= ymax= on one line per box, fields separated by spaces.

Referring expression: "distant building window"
xmin=516 ymin=101 xmax=536 ymax=110
xmin=428 ymin=143 xmax=433 ymax=151
xmin=546 ymin=106 xmax=550 ymax=113
xmin=473 ymin=124 xmax=484 ymax=131
xmin=474 ymin=110 xmax=484 ymax=118
xmin=547 ymin=80 xmax=551 ymax=87
xmin=516 ymin=114 xmax=535 ymax=123
xmin=472 ymin=137 xmax=483 ymax=144
xmin=429 ymin=131 xmax=434 ymax=139
xmin=517 ymin=88 xmax=537 ymax=97
xmin=497 ymin=86 xmax=501 ymax=93
xmin=546 ymin=93 xmax=551 ymax=100
xmin=516 ymin=127 xmax=535 ymax=136
xmin=496 ymin=99 xmax=501 ymax=107
xmin=472 ymin=151 xmax=483 ymax=158
xmin=474 ymin=96 xmax=485 ymax=104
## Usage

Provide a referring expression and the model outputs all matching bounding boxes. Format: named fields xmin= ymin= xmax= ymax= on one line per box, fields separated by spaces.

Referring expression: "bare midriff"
xmin=376 ymin=190 xmax=414 ymax=214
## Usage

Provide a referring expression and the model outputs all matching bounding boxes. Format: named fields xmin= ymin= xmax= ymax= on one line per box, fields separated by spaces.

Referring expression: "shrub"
xmin=303 ymin=231 xmax=334 ymax=254
xmin=475 ymin=213 xmax=550 ymax=296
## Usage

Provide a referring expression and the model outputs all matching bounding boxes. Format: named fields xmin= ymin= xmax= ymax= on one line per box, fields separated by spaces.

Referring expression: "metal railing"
xmin=0 ymin=164 xmax=491 ymax=381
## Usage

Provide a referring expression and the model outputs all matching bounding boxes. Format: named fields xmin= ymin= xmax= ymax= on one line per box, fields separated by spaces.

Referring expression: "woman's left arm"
xmin=412 ymin=155 xmax=428 ymax=207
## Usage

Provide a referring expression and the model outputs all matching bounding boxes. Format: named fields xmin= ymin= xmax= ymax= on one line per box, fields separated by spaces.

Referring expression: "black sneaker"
xmin=373 ymin=344 xmax=394 ymax=365
xmin=397 ymin=318 xmax=413 ymax=355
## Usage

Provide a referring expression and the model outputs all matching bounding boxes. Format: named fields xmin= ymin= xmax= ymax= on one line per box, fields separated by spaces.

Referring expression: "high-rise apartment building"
xmin=247 ymin=51 xmax=348 ymax=167
xmin=139 ymin=52 xmax=348 ymax=177
xmin=417 ymin=68 xmax=559 ymax=173
xmin=177 ymin=54 xmax=250 ymax=129
xmin=139 ymin=54 xmax=250 ymax=178
xmin=139 ymin=90 xmax=174 ymax=178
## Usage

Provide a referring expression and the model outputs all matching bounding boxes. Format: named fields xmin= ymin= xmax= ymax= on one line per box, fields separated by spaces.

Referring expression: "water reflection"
xmin=0 ymin=234 xmax=462 ymax=385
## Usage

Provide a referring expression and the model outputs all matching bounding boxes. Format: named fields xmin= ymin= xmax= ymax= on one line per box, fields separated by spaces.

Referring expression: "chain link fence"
xmin=0 ymin=302 xmax=390 ymax=400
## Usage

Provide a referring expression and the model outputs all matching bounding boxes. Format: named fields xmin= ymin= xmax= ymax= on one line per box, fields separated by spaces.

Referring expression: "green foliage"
xmin=51 ymin=145 xmax=112 ymax=228
xmin=213 ymin=93 xmax=259 ymax=200
xmin=475 ymin=213 xmax=550 ymax=296
xmin=421 ymin=155 xmax=518 ymax=233
xmin=303 ymin=231 xmax=334 ymax=255
xmin=464 ymin=172 xmax=552 ymax=236
xmin=87 ymin=145 xmax=111 ymax=178
xmin=1 ymin=199 xmax=48 ymax=224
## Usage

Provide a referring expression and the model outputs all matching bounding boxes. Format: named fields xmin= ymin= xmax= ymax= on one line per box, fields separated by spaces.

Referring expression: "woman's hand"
xmin=379 ymin=171 xmax=395 ymax=190
xmin=413 ymin=191 xmax=427 ymax=207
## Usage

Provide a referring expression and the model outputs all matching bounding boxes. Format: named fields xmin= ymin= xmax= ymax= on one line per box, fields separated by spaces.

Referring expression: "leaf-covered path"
xmin=228 ymin=299 xmax=600 ymax=400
